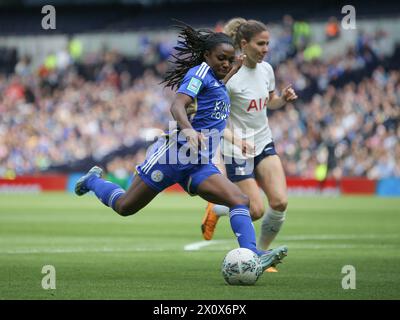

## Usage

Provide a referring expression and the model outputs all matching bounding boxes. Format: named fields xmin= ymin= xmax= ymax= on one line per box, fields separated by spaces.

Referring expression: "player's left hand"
xmin=223 ymin=54 xmax=246 ymax=84
xmin=232 ymin=54 xmax=246 ymax=72
xmin=282 ymin=84 xmax=298 ymax=102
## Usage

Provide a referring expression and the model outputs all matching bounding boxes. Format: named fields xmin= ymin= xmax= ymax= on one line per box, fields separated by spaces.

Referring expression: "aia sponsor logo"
xmin=247 ymin=98 xmax=268 ymax=112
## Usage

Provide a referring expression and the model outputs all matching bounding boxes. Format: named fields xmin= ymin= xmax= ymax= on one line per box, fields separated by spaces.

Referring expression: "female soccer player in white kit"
xmin=201 ymin=18 xmax=297 ymax=268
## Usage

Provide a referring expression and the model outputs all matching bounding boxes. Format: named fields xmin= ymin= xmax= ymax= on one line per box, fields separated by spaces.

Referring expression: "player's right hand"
xmin=282 ymin=84 xmax=298 ymax=102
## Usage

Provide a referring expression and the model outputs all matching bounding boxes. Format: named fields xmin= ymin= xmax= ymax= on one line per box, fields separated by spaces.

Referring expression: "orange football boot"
xmin=201 ymin=203 xmax=220 ymax=240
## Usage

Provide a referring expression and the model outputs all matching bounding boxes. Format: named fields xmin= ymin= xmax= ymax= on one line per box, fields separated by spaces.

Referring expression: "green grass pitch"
xmin=0 ymin=192 xmax=399 ymax=300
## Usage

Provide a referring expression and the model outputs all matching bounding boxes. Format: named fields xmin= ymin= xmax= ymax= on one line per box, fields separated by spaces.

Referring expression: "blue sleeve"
xmin=177 ymin=64 xmax=210 ymax=98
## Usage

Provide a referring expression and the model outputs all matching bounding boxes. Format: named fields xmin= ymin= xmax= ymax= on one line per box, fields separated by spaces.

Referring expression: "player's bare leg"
xmin=75 ymin=166 xmax=159 ymax=216
xmin=197 ymin=173 xmax=249 ymax=208
xmin=201 ymin=148 xmax=227 ymax=240
xmin=202 ymin=162 xmax=264 ymax=239
xmin=197 ymin=173 xmax=260 ymax=254
xmin=202 ymin=173 xmax=265 ymax=239
xmin=255 ymin=155 xmax=288 ymax=251
xmin=235 ymin=178 xmax=265 ymax=221
xmin=235 ymin=178 xmax=280 ymax=272
xmin=113 ymin=175 xmax=159 ymax=216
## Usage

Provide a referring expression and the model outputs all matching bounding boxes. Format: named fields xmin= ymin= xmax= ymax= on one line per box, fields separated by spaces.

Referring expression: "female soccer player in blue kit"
xmin=74 ymin=22 xmax=287 ymax=270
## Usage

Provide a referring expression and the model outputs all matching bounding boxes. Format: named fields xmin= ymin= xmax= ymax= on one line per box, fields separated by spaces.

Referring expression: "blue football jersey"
xmin=175 ymin=62 xmax=231 ymax=159
xmin=136 ymin=63 xmax=231 ymax=194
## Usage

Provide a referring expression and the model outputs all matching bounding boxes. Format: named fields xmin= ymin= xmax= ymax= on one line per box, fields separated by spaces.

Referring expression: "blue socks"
xmin=229 ymin=205 xmax=262 ymax=256
xmin=86 ymin=176 xmax=125 ymax=211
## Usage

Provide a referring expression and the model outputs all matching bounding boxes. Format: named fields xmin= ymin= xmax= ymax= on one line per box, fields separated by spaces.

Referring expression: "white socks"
xmin=258 ymin=207 xmax=286 ymax=250
xmin=213 ymin=204 xmax=230 ymax=217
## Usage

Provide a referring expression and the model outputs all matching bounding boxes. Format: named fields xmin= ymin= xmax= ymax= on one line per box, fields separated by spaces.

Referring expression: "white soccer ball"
xmin=221 ymin=248 xmax=263 ymax=285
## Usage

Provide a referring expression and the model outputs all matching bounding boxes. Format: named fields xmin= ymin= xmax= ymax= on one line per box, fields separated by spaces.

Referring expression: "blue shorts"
xmin=223 ymin=142 xmax=278 ymax=183
xmin=136 ymin=136 xmax=221 ymax=195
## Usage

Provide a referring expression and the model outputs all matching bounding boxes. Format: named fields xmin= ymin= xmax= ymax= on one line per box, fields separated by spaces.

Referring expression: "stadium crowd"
xmin=0 ymin=57 xmax=173 ymax=177
xmin=0 ymin=19 xmax=399 ymax=180
xmin=271 ymin=68 xmax=400 ymax=179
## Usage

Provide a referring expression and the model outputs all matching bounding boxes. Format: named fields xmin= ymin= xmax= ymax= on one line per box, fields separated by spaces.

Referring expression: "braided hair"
xmin=163 ymin=21 xmax=234 ymax=90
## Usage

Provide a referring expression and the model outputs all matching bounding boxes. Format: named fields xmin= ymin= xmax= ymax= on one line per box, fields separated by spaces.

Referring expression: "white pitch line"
xmin=280 ymin=234 xmax=399 ymax=241
xmin=183 ymin=240 xmax=225 ymax=251
xmin=0 ymin=247 xmax=168 ymax=255
xmin=183 ymin=242 xmax=398 ymax=251
xmin=0 ymin=243 xmax=397 ymax=255
xmin=183 ymin=233 xmax=400 ymax=251
xmin=1 ymin=233 xmax=398 ymax=255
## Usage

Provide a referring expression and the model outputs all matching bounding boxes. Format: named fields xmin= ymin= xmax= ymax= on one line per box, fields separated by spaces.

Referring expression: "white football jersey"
xmin=222 ymin=61 xmax=275 ymax=159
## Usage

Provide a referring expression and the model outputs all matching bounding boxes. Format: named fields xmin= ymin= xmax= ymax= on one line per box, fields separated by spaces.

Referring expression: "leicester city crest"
xmin=151 ymin=170 xmax=164 ymax=182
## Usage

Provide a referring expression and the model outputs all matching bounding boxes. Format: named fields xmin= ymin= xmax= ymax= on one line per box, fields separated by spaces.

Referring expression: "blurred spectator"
xmin=15 ymin=55 xmax=32 ymax=77
xmin=214 ymin=20 xmax=225 ymax=33
xmin=0 ymin=47 xmax=17 ymax=75
xmin=68 ymin=38 xmax=83 ymax=61
xmin=293 ymin=20 xmax=311 ymax=51
xmin=325 ymin=17 xmax=340 ymax=41
xmin=303 ymin=44 xmax=322 ymax=62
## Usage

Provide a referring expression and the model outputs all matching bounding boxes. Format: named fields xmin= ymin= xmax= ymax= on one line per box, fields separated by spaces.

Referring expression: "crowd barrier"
xmin=164 ymin=177 xmax=380 ymax=196
xmin=1 ymin=174 xmax=399 ymax=196
xmin=0 ymin=175 xmax=67 ymax=193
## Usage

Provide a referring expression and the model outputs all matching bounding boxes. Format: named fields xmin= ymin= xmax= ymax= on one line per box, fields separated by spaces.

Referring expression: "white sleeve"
xmin=268 ymin=64 xmax=275 ymax=92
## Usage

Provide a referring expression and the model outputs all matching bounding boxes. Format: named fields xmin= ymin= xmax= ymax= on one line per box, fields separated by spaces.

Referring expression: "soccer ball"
xmin=221 ymin=248 xmax=263 ymax=285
